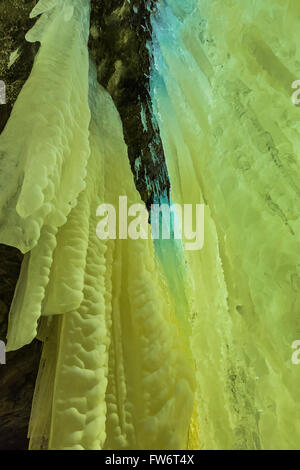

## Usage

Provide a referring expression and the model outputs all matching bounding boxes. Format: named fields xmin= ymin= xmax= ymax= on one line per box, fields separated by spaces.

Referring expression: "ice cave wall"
xmin=150 ymin=0 xmax=300 ymax=450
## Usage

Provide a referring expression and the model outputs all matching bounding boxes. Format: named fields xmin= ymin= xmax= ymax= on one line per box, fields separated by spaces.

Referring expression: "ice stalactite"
xmin=150 ymin=0 xmax=300 ymax=450
xmin=0 ymin=0 xmax=91 ymax=350
xmin=0 ymin=0 xmax=195 ymax=450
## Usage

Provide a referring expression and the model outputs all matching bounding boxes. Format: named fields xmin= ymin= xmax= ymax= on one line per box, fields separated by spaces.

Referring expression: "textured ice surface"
xmin=1 ymin=0 xmax=195 ymax=450
xmin=3 ymin=0 xmax=300 ymax=452
xmin=28 ymin=71 xmax=194 ymax=451
xmin=0 ymin=0 xmax=91 ymax=255
xmin=2 ymin=0 xmax=91 ymax=350
xmin=150 ymin=0 xmax=300 ymax=450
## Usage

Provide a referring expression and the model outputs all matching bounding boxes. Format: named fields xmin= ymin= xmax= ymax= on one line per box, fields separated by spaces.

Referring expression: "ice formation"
xmin=1 ymin=0 xmax=300 ymax=451
xmin=0 ymin=0 xmax=194 ymax=450
xmin=150 ymin=0 xmax=300 ymax=450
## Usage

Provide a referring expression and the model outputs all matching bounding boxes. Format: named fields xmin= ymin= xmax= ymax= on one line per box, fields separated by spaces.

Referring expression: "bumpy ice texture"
xmin=0 ymin=0 xmax=195 ymax=450
xmin=0 ymin=0 xmax=91 ymax=349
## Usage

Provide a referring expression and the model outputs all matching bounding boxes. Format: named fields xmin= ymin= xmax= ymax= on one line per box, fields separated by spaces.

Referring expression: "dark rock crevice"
xmin=89 ymin=0 xmax=169 ymax=208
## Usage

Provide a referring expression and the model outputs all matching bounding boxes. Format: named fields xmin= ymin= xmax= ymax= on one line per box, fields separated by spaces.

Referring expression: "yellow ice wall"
xmin=151 ymin=0 xmax=300 ymax=450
